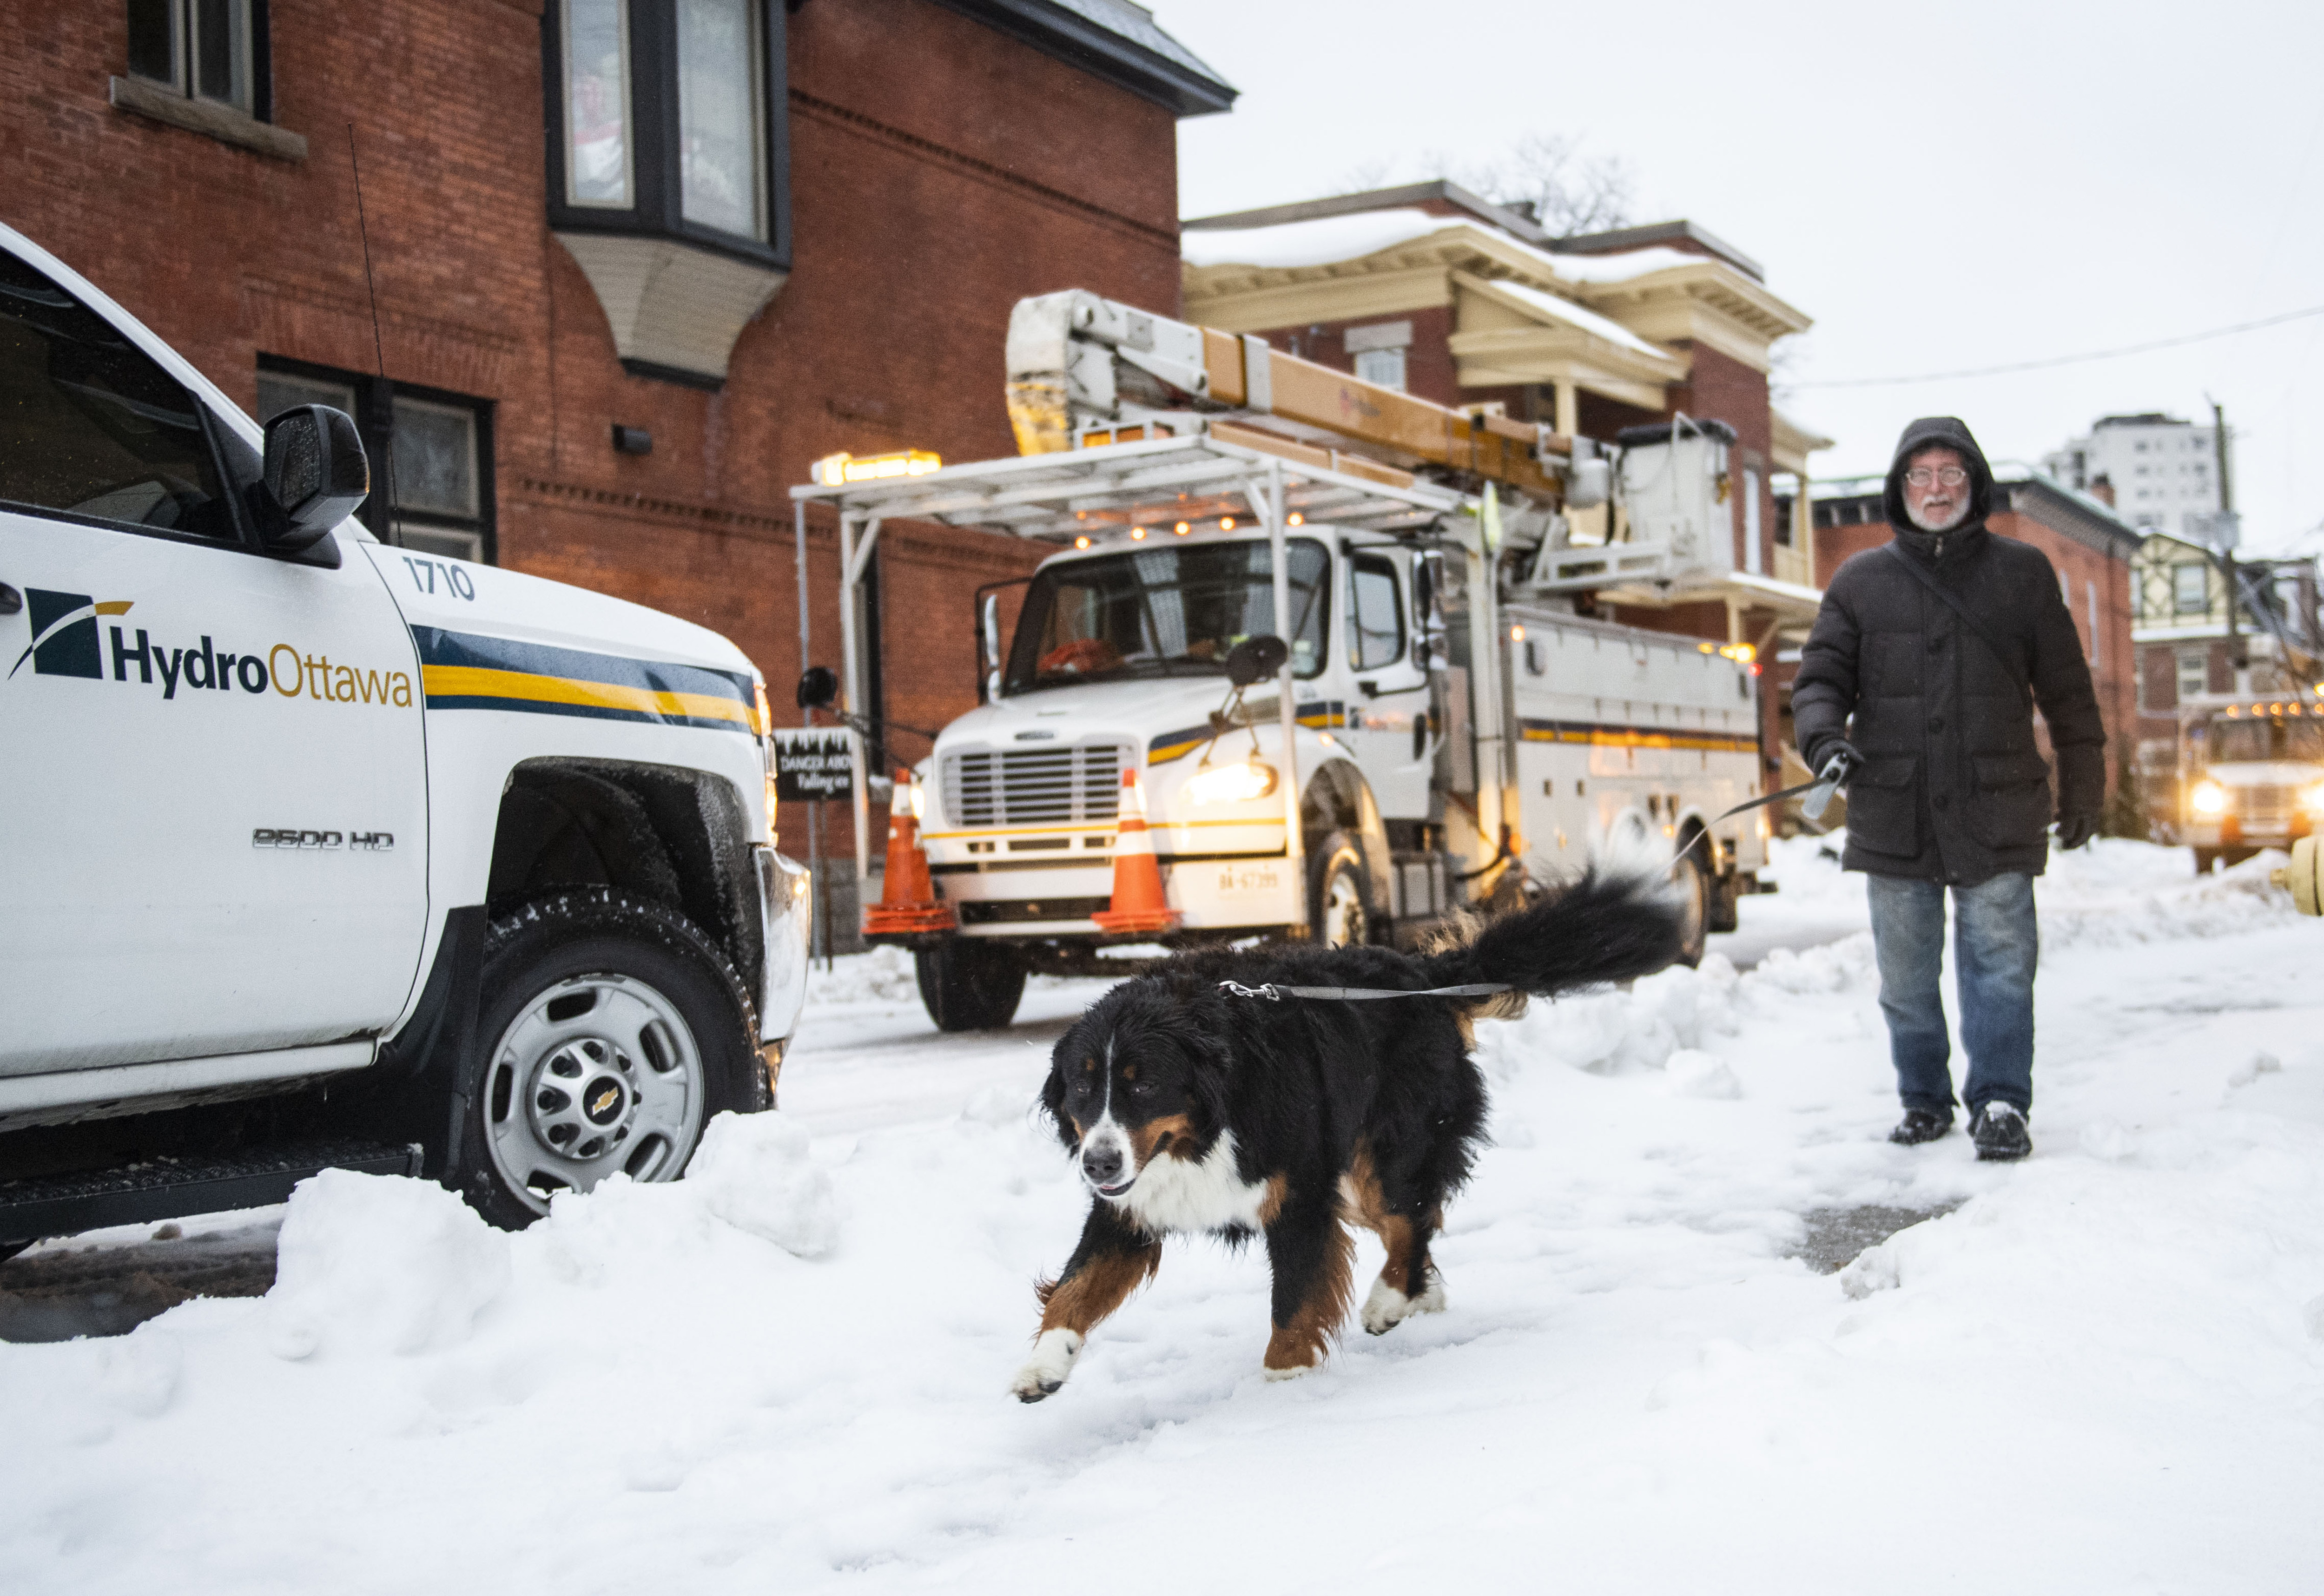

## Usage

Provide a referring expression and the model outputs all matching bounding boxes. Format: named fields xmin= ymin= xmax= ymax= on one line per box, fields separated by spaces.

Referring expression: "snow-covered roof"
xmin=1473 ymin=276 xmax=1669 ymax=360
xmin=1539 ymin=246 xmax=1709 ymax=284
xmin=1045 ymin=0 xmax=1228 ymax=90
xmin=1179 ymin=209 xmax=1466 ymax=270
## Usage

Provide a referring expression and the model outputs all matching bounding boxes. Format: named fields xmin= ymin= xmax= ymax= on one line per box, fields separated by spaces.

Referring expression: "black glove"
xmin=1809 ymin=739 xmax=1862 ymax=785
xmin=2053 ymin=812 xmax=2099 ymax=851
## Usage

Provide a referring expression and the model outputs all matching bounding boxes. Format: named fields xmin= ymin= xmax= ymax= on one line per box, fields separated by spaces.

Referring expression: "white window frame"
xmin=1353 ymin=347 xmax=1406 ymax=392
xmin=127 ymin=0 xmax=255 ymax=114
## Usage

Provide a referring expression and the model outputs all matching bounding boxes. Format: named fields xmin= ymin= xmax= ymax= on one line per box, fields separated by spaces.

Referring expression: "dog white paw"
xmin=1360 ymin=1270 xmax=1447 ymax=1335
xmin=1261 ymin=1358 xmax=1317 ymax=1382
xmin=1009 ymin=1328 xmax=1083 ymax=1403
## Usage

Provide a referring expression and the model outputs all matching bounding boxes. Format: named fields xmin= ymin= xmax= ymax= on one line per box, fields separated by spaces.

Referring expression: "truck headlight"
xmin=2302 ymin=781 xmax=2324 ymax=816
xmin=1184 ymin=760 xmax=1278 ymax=805
xmin=2191 ymin=779 xmax=2227 ymax=817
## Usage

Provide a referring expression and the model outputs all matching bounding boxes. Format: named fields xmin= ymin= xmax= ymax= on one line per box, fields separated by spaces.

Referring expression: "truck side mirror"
xmin=256 ymin=404 xmax=368 ymax=552
xmin=978 ymin=591 xmax=1003 ymax=701
xmin=796 ymin=666 xmax=838 ymax=711
xmin=1225 ymin=634 xmax=1288 ymax=686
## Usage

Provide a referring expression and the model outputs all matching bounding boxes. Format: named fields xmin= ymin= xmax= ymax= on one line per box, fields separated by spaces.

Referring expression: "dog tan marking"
xmin=1420 ymin=910 xmax=1529 ymax=1023
xmin=1255 ymin=1172 xmax=1288 ymax=1228
xmin=1128 ymin=1113 xmax=1196 ymax=1167
xmin=1035 ymin=1245 xmax=1162 ymax=1337
xmin=1263 ymin=1220 xmax=1353 ymax=1376
xmin=1340 ymin=1144 xmax=1420 ymax=1289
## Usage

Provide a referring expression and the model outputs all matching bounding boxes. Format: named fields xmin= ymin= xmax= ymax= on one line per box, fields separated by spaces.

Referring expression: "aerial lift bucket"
xmin=863 ymin=768 xmax=956 ymax=936
xmin=1092 ymin=769 xmax=1181 ymax=935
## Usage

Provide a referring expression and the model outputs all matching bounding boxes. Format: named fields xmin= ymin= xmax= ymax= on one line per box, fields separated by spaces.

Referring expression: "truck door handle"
xmin=0 ymin=581 xmax=20 ymax=615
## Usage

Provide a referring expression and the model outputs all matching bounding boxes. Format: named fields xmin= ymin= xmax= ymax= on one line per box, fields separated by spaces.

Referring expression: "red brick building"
xmin=2 ymin=0 xmax=1232 ymax=871
xmin=1799 ymin=476 xmax=2142 ymax=808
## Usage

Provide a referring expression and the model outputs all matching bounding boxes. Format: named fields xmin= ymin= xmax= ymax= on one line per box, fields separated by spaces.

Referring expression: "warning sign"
xmin=771 ymin=728 xmax=858 ymax=802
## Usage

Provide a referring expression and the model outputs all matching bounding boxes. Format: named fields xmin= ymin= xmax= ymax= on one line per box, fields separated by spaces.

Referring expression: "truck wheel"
xmin=916 ymin=939 xmax=1028 ymax=1031
xmin=2193 ymin=846 xmax=2218 ymax=875
xmin=1310 ymin=831 xmax=1371 ymax=949
xmin=454 ymin=889 xmax=762 ymax=1229
xmin=1670 ymin=847 xmax=1710 ymax=968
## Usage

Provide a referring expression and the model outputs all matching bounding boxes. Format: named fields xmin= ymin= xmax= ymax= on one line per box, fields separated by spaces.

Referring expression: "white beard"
xmin=1907 ymin=495 xmax=1971 ymax=532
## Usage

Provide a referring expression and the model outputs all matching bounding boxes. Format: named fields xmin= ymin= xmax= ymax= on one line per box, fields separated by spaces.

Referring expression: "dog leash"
xmin=1218 ymin=979 xmax=1515 ymax=1002
xmin=1218 ymin=763 xmax=1854 ymax=1002
xmin=1670 ymin=757 xmax=1852 ymax=872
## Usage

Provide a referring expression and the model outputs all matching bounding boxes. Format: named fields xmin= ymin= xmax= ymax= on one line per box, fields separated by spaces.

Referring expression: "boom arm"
xmin=1005 ymin=289 xmax=1585 ymax=508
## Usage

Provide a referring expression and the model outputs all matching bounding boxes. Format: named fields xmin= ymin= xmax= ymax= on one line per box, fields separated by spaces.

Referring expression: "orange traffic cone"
xmin=1092 ymin=769 xmax=1181 ymax=935
xmin=863 ymin=768 xmax=957 ymax=937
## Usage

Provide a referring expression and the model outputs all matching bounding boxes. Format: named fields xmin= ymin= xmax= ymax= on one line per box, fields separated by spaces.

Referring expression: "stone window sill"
xmin=108 ymin=75 xmax=307 ymax=163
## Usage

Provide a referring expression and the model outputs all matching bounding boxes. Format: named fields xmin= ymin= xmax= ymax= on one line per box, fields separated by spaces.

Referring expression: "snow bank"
xmin=265 ymin=1170 xmax=510 ymax=1359
xmin=6 ymin=838 xmax=2324 ymax=1594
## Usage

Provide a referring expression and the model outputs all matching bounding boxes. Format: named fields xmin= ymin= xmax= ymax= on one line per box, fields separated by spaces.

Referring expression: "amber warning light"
xmin=811 ymin=449 xmax=942 ymax=486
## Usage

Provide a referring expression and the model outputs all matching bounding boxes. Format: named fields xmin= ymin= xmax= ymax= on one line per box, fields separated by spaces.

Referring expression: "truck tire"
xmin=915 ymin=939 xmax=1027 ymax=1031
xmin=453 ymin=889 xmax=762 ymax=1229
xmin=1670 ymin=847 xmax=1710 ymax=968
xmin=1309 ymin=831 xmax=1371 ymax=949
xmin=2193 ymin=846 xmax=2218 ymax=875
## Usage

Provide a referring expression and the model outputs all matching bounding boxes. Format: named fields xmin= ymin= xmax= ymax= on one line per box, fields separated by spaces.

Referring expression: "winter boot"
xmin=1888 ymin=1108 xmax=1954 ymax=1145
xmin=1970 ymin=1101 xmax=2032 ymax=1162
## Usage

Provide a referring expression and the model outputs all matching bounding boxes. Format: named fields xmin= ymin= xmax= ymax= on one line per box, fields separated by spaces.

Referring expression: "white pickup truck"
xmin=0 ymin=222 xmax=807 ymax=1250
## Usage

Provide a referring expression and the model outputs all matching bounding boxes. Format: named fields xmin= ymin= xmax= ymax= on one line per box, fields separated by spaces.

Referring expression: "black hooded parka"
xmin=1792 ymin=417 xmax=2105 ymax=884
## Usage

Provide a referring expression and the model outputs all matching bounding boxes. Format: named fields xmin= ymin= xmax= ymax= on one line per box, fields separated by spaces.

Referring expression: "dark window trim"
xmin=256 ymin=355 xmax=497 ymax=565
xmin=540 ymin=0 xmax=792 ymax=275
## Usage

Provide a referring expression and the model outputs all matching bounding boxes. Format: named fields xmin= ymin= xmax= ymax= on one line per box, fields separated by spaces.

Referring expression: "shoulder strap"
xmin=1883 ymin=542 xmax=2031 ymax=705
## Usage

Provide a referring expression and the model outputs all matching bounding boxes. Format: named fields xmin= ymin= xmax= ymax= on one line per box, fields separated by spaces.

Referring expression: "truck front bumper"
xmin=754 ymin=846 xmax=811 ymax=1050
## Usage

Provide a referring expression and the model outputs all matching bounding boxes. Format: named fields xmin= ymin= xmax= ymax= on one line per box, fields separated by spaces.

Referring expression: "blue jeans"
xmin=1865 ymin=872 xmax=2038 ymax=1116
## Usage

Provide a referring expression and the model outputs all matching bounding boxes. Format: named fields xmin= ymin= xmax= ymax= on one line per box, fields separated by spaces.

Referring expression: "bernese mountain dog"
xmin=1010 ymin=858 xmax=1685 ymax=1400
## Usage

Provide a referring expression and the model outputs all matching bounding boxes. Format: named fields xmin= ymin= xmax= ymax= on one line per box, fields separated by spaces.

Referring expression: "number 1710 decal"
xmin=401 ymin=557 xmax=475 ymax=600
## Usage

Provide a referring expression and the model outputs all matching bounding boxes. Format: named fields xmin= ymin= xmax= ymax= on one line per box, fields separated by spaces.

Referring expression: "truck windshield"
xmin=2208 ymin=718 xmax=2324 ymax=763
xmin=1004 ymin=538 xmax=1331 ymax=693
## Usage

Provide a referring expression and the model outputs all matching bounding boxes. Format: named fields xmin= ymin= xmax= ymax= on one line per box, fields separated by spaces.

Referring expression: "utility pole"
xmin=2211 ymin=398 xmax=2245 ymax=692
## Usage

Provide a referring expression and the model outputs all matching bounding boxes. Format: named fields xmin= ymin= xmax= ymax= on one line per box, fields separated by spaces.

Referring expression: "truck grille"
xmin=2237 ymin=785 xmax=2295 ymax=825
xmin=941 ymin=743 xmax=1129 ymax=829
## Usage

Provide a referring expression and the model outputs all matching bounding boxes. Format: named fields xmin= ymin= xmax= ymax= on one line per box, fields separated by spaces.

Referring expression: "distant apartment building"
xmin=2043 ymin=413 xmax=2223 ymax=538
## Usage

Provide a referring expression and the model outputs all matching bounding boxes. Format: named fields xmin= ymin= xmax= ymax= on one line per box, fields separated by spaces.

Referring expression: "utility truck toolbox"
xmin=792 ymin=288 xmax=1770 ymax=1034
xmin=0 ymin=221 xmax=808 ymax=1249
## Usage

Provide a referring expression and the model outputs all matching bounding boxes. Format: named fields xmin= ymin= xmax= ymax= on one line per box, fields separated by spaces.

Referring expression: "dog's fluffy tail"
xmin=1428 ymin=854 xmax=1687 ymax=1000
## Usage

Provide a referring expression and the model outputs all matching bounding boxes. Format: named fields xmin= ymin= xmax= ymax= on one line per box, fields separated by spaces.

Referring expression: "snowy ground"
xmin=6 ymin=838 xmax=2324 ymax=1593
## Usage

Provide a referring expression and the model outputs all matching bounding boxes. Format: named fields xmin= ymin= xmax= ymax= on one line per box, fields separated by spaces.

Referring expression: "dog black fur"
xmin=1009 ymin=861 xmax=1685 ymax=1401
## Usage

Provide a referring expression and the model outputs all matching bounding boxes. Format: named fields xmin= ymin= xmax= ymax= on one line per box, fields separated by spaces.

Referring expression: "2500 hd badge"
xmin=251 ymin=829 xmax=396 ymax=851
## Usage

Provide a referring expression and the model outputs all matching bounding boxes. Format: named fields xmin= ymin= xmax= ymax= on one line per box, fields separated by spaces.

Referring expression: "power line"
xmin=1789 ymin=303 xmax=2324 ymax=389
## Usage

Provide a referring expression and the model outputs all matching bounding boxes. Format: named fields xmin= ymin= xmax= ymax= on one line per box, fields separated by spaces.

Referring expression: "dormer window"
xmin=544 ymin=0 xmax=790 ymax=388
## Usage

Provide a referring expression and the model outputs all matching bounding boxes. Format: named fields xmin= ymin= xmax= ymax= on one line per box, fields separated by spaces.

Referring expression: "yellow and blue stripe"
xmin=1520 ymin=716 xmax=1757 ymax=755
xmin=413 ymin=627 xmax=760 ymax=733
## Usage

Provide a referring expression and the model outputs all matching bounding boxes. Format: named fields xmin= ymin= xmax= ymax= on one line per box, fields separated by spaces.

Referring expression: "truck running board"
xmin=0 ymin=1139 xmax=423 ymax=1242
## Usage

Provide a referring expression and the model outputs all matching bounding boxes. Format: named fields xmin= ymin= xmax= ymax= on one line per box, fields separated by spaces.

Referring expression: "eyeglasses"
xmin=1904 ymin=466 xmax=1968 ymax=488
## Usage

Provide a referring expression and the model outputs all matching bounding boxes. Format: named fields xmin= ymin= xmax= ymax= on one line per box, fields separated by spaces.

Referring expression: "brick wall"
xmin=2 ymin=0 xmax=1184 ymax=862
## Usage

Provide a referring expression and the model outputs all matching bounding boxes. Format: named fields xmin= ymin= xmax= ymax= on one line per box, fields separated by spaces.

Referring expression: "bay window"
xmin=544 ymin=0 xmax=790 ymax=388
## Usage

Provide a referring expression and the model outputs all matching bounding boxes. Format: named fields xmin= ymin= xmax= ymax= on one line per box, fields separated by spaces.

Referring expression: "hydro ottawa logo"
xmin=8 ymin=589 xmax=413 ymax=706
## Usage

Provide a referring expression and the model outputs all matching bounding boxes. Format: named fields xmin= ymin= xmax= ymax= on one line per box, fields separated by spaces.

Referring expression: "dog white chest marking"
xmin=1112 ymin=1130 xmax=1272 ymax=1235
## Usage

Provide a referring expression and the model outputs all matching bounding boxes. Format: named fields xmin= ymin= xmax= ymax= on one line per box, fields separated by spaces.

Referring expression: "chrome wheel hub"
xmin=485 ymin=972 xmax=704 ymax=1215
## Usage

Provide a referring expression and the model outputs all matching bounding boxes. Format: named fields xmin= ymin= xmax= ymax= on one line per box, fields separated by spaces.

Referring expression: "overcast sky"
xmin=1162 ymin=0 xmax=2324 ymax=554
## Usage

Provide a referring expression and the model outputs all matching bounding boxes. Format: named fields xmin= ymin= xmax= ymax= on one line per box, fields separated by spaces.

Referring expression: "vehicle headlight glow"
xmin=2303 ymin=781 xmax=2324 ymax=815
xmin=2191 ymin=779 xmax=2228 ymax=817
xmin=1184 ymin=760 xmax=1278 ymax=805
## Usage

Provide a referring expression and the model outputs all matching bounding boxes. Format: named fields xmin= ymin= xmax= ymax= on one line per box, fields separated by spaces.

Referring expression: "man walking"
xmin=1793 ymin=417 xmax=2105 ymax=1161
